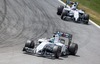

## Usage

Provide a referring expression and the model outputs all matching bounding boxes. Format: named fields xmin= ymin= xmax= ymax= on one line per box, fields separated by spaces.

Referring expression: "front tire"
xmin=61 ymin=11 xmax=68 ymax=20
xmin=23 ymin=40 xmax=35 ymax=51
xmin=53 ymin=46 xmax=62 ymax=58
xmin=57 ymin=5 xmax=64 ymax=15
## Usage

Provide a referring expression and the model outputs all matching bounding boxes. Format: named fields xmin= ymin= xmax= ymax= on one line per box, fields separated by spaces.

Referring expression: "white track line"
xmin=58 ymin=0 xmax=100 ymax=29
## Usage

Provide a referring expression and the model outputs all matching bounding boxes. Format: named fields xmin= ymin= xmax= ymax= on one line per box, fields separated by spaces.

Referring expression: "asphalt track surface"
xmin=0 ymin=0 xmax=100 ymax=64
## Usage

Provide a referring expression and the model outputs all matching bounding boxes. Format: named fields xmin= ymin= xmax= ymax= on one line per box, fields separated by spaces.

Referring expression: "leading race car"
xmin=57 ymin=2 xmax=89 ymax=24
xmin=22 ymin=31 xmax=78 ymax=59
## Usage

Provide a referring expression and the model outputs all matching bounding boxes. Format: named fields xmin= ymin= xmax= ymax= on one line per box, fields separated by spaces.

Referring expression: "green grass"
xmin=73 ymin=0 xmax=100 ymax=14
xmin=62 ymin=0 xmax=100 ymax=25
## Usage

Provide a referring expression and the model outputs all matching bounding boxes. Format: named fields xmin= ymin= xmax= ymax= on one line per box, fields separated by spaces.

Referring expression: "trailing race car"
xmin=57 ymin=2 xmax=89 ymax=24
xmin=22 ymin=31 xmax=78 ymax=59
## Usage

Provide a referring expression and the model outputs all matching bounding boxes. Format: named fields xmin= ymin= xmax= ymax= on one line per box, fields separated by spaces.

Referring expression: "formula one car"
xmin=22 ymin=31 xmax=78 ymax=59
xmin=57 ymin=2 xmax=89 ymax=24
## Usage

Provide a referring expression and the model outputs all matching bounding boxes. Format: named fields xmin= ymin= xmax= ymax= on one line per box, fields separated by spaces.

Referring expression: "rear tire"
xmin=83 ymin=14 xmax=89 ymax=24
xmin=68 ymin=43 xmax=78 ymax=55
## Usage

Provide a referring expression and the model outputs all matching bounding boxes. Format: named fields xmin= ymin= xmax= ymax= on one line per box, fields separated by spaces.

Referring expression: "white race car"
xmin=22 ymin=31 xmax=78 ymax=59
xmin=57 ymin=2 xmax=89 ymax=24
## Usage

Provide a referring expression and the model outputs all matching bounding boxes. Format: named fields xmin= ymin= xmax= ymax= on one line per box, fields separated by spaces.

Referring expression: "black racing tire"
xmin=25 ymin=42 xmax=31 ymax=47
xmin=61 ymin=11 xmax=68 ymax=20
xmin=53 ymin=46 xmax=62 ymax=58
xmin=57 ymin=5 xmax=64 ymax=15
xmin=22 ymin=42 xmax=31 ymax=51
xmin=83 ymin=14 xmax=89 ymax=24
xmin=25 ymin=40 xmax=35 ymax=48
xmin=84 ymin=14 xmax=89 ymax=20
xmin=68 ymin=43 xmax=78 ymax=55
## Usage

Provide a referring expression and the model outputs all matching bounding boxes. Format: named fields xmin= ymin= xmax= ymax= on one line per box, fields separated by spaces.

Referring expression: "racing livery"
xmin=57 ymin=2 xmax=89 ymax=24
xmin=23 ymin=31 xmax=78 ymax=59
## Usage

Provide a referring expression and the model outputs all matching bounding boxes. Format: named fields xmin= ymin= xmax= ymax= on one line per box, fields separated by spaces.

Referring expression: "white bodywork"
xmin=63 ymin=4 xmax=85 ymax=21
xmin=73 ymin=10 xmax=79 ymax=21
xmin=36 ymin=40 xmax=49 ymax=53
xmin=36 ymin=34 xmax=66 ymax=53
